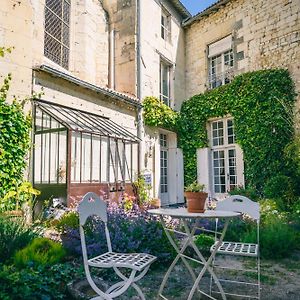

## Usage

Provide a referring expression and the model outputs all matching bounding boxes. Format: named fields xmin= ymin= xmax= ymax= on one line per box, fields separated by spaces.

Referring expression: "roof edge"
xmin=182 ymin=0 xmax=232 ymax=27
xmin=168 ymin=0 xmax=192 ymax=19
xmin=34 ymin=65 xmax=142 ymax=108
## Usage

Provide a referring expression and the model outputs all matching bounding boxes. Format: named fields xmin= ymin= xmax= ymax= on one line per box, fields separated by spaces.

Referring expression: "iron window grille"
xmin=44 ymin=0 xmax=70 ymax=69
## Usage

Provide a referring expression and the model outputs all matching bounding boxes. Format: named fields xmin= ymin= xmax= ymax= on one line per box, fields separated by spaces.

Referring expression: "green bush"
xmin=194 ymin=234 xmax=214 ymax=252
xmin=0 ymin=216 xmax=37 ymax=263
xmin=55 ymin=211 xmax=79 ymax=233
xmin=228 ymin=186 xmax=260 ymax=201
xmin=14 ymin=237 xmax=66 ymax=268
xmin=0 ymin=262 xmax=84 ymax=299
xmin=263 ymin=174 xmax=296 ymax=207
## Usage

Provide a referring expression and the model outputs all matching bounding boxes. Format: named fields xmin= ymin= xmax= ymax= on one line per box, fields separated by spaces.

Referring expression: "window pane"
xmin=58 ymin=131 xmax=67 ymax=183
xmin=71 ymin=132 xmax=81 ymax=183
xmin=91 ymin=135 xmax=101 ymax=182
xmin=82 ymin=134 xmax=91 ymax=182
xmin=101 ymin=137 xmax=108 ymax=182
xmin=34 ymin=134 xmax=42 ymax=183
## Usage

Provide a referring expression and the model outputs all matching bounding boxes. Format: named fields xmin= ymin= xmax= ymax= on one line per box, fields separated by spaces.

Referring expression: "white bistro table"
xmin=148 ymin=207 xmax=240 ymax=300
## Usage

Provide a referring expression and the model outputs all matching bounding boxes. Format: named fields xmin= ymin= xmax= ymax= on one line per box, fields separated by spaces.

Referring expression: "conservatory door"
xmin=159 ymin=133 xmax=169 ymax=205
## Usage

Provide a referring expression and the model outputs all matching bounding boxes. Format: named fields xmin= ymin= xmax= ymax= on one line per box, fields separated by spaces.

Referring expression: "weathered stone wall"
xmin=102 ymin=0 xmax=137 ymax=96
xmin=140 ymin=0 xmax=186 ymax=110
xmin=0 ymin=0 xmax=110 ymax=100
xmin=185 ymin=0 xmax=300 ymax=102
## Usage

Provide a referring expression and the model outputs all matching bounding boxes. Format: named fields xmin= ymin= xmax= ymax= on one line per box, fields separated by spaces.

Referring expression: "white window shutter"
xmin=197 ymin=147 xmax=212 ymax=194
xmin=236 ymin=144 xmax=245 ymax=187
xmin=168 ymin=148 xmax=184 ymax=204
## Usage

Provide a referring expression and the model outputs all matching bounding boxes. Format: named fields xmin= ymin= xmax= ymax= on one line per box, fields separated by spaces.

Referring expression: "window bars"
xmin=44 ymin=0 xmax=70 ymax=68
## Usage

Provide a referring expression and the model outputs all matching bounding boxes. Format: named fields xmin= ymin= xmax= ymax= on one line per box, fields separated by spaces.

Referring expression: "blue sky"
xmin=180 ymin=0 xmax=218 ymax=16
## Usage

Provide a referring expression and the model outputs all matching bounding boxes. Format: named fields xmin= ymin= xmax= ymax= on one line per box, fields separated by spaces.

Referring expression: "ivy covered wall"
xmin=143 ymin=69 xmax=297 ymax=193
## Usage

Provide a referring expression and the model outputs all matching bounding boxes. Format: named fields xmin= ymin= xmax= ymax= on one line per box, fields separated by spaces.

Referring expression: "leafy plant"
xmin=143 ymin=96 xmax=179 ymax=131
xmin=14 ymin=237 xmax=66 ymax=268
xmin=55 ymin=211 xmax=79 ymax=233
xmin=228 ymin=186 xmax=260 ymax=201
xmin=1 ymin=182 xmax=40 ymax=213
xmin=0 ymin=74 xmax=32 ymax=204
xmin=194 ymin=234 xmax=214 ymax=252
xmin=133 ymin=175 xmax=151 ymax=206
xmin=184 ymin=181 xmax=205 ymax=192
xmin=0 ymin=262 xmax=84 ymax=299
xmin=0 ymin=216 xmax=38 ymax=263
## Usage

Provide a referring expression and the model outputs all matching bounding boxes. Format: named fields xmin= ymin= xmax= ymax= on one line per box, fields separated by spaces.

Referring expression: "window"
xmin=210 ymin=118 xmax=237 ymax=194
xmin=208 ymin=36 xmax=234 ymax=89
xmin=160 ymin=61 xmax=171 ymax=106
xmin=44 ymin=0 xmax=70 ymax=69
xmin=160 ymin=134 xmax=168 ymax=194
xmin=161 ymin=8 xmax=171 ymax=41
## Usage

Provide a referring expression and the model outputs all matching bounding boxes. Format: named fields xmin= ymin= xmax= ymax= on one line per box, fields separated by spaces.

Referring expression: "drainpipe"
xmin=109 ymin=29 xmax=115 ymax=89
xmin=136 ymin=0 xmax=143 ymax=173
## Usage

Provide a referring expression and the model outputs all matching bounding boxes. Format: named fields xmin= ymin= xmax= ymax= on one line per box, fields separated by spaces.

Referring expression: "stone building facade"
xmin=0 ymin=0 xmax=299 ymax=204
xmin=183 ymin=0 xmax=300 ymax=199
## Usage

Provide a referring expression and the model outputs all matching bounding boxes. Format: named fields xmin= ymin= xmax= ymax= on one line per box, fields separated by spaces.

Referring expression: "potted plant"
xmin=184 ymin=181 xmax=208 ymax=213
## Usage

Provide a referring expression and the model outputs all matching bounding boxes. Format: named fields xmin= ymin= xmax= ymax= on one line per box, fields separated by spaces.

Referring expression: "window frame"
xmin=161 ymin=8 xmax=171 ymax=41
xmin=208 ymin=49 xmax=234 ymax=89
xmin=44 ymin=0 xmax=71 ymax=69
xmin=159 ymin=60 xmax=171 ymax=107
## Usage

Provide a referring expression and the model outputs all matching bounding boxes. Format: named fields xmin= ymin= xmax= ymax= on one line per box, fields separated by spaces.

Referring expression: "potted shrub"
xmin=184 ymin=181 xmax=208 ymax=213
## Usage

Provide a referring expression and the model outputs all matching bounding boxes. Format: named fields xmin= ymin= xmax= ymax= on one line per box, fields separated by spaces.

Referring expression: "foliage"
xmin=133 ymin=176 xmax=151 ymax=206
xmin=184 ymin=181 xmax=205 ymax=192
xmin=143 ymin=96 xmax=179 ymax=131
xmin=61 ymin=203 xmax=175 ymax=262
xmin=263 ymin=174 xmax=296 ymax=208
xmin=0 ymin=216 xmax=38 ymax=263
xmin=228 ymin=186 xmax=260 ymax=201
xmin=178 ymin=69 xmax=296 ymax=191
xmin=0 ymin=47 xmax=12 ymax=58
xmin=55 ymin=211 xmax=79 ymax=233
xmin=1 ymin=181 xmax=40 ymax=212
xmin=14 ymin=237 xmax=66 ymax=268
xmin=0 ymin=262 xmax=84 ymax=299
xmin=0 ymin=74 xmax=32 ymax=204
xmin=122 ymin=192 xmax=136 ymax=211
xmin=194 ymin=233 xmax=214 ymax=252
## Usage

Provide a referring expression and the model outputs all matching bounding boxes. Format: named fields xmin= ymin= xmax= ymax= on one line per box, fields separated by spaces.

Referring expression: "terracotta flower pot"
xmin=185 ymin=192 xmax=208 ymax=213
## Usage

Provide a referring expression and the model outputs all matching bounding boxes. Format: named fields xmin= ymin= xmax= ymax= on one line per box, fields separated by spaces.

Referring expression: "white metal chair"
xmin=210 ymin=195 xmax=261 ymax=299
xmin=78 ymin=192 xmax=157 ymax=300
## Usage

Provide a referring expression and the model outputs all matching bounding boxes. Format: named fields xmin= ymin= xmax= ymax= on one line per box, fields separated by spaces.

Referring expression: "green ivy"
xmin=0 ymin=75 xmax=32 ymax=206
xmin=143 ymin=69 xmax=296 ymax=193
xmin=143 ymin=96 xmax=178 ymax=131
xmin=178 ymin=69 xmax=296 ymax=190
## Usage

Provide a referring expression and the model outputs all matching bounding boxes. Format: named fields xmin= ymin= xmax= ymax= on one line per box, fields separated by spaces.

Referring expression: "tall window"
xmin=44 ymin=0 xmax=70 ymax=69
xmin=160 ymin=61 xmax=171 ymax=106
xmin=208 ymin=36 xmax=234 ymax=89
xmin=161 ymin=8 xmax=171 ymax=41
xmin=160 ymin=134 xmax=168 ymax=194
xmin=210 ymin=118 xmax=237 ymax=194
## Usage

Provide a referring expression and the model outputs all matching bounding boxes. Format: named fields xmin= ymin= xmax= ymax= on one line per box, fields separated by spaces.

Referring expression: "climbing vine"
xmin=143 ymin=96 xmax=178 ymax=131
xmin=143 ymin=69 xmax=297 ymax=193
xmin=0 ymin=74 xmax=32 ymax=203
xmin=178 ymin=69 xmax=296 ymax=190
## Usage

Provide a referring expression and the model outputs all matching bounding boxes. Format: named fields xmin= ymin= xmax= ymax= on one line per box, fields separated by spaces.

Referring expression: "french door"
xmin=211 ymin=118 xmax=238 ymax=197
xmin=159 ymin=133 xmax=169 ymax=205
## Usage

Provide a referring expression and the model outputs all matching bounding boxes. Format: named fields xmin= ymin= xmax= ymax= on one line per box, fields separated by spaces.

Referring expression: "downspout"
xmin=109 ymin=29 xmax=115 ymax=89
xmin=136 ymin=0 xmax=143 ymax=173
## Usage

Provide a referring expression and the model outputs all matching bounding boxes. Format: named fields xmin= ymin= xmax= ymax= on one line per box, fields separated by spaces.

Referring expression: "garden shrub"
xmin=194 ymin=234 xmax=214 ymax=253
xmin=0 ymin=75 xmax=32 ymax=207
xmin=263 ymin=174 xmax=296 ymax=208
xmin=14 ymin=237 xmax=66 ymax=268
xmin=228 ymin=186 xmax=260 ymax=201
xmin=0 ymin=216 xmax=37 ymax=263
xmin=55 ymin=211 xmax=79 ymax=233
xmin=61 ymin=203 xmax=175 ymax=262
xmin=0 ymin=262 xmax=84 ymax=299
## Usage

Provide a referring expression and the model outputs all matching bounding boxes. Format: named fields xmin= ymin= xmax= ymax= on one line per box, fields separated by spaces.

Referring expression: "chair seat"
xmin=88 ymin=252 xmax=157 ymax=271
xmin=211 ymin=241 xmax=259 ymax=257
